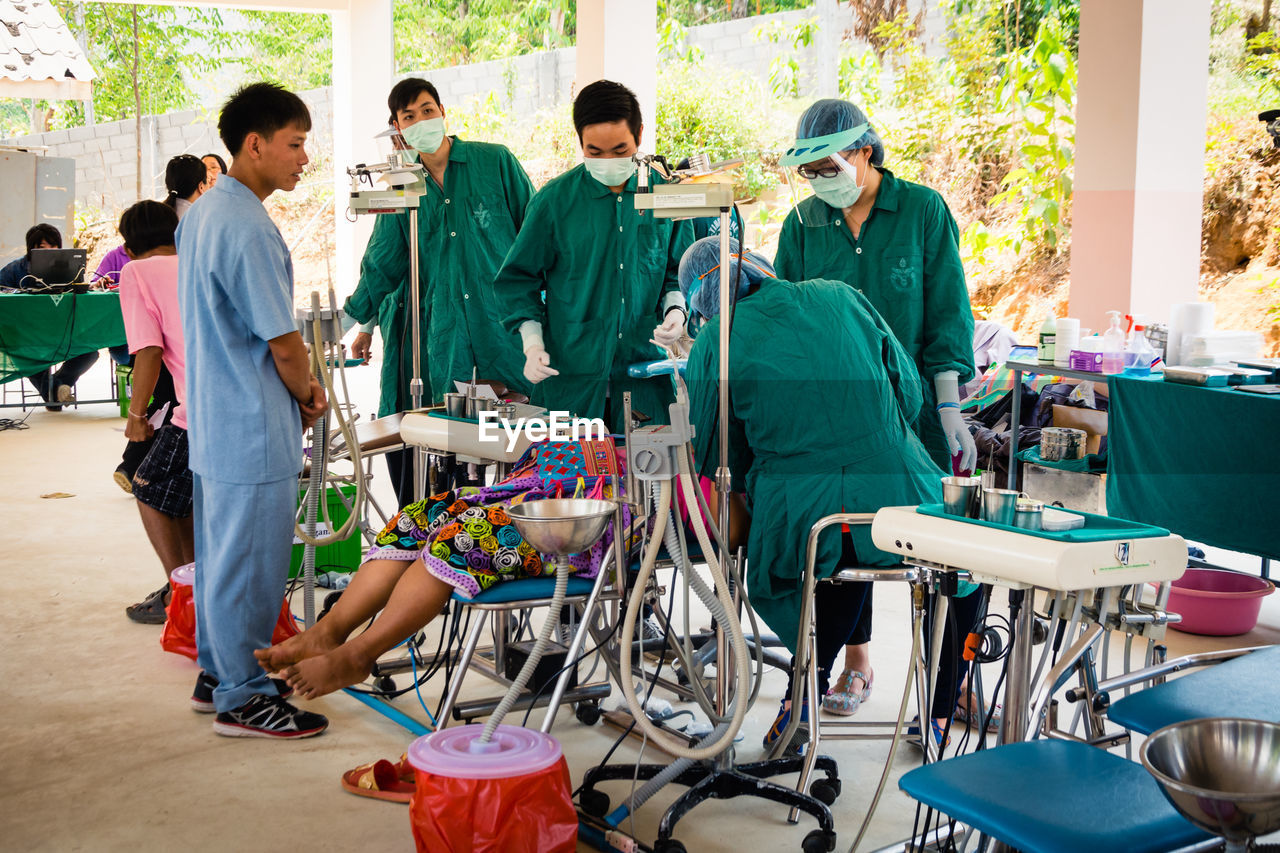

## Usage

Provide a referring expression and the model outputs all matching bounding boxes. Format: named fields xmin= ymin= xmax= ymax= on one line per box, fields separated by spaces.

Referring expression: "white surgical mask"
xmin=809 ymin=172 xmax=863 ymax=210
xmin=401 ymin=117 xmax=446 ymax=155
xmin=584 ymin=156 xmax=638 ymax=188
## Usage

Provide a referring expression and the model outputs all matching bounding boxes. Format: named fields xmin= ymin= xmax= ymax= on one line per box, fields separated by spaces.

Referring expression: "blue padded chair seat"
xmin=452 ymin=575 xmax=597 ymax=605
xmin=898 ymin=740 xmax=1212 ymax=853
xmin=1108 ymin=645 xmax=1280 ymax=735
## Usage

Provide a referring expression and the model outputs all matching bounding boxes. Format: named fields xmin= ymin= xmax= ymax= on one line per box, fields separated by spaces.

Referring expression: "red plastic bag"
xmin=161 ymin=579 xmax=300 ymax=661
xmin=409 ymin=756 xmax=578 ymax=853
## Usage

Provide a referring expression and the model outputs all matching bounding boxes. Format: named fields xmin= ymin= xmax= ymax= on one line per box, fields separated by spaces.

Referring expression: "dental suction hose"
xmin=475 ymin=561 xmax=571 ymax=748
xmin=619 ymin=476 xmax=751 ymax=762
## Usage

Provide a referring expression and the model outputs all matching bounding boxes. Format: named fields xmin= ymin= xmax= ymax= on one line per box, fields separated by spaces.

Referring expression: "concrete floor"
xmin=2 ymin=358 xmax=1277 ymax=853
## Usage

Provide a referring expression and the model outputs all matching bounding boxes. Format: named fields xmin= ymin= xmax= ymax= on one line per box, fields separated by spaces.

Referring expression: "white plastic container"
xmin=1124 ymin=324 xmax=1156 ymax=376
xmin=1054 ymin=318 xmax=1080 ymax=368
xmin=1038 ymin=314 xmax=1057 ymax=365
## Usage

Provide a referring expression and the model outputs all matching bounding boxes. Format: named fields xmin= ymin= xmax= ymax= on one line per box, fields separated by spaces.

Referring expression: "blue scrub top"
xmin=177 ymin=175 xmax=301 ymax=484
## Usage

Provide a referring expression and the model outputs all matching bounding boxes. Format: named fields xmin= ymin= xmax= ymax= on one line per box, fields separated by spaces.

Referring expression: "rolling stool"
xmin=897 ymin=739 xmax=1215 ymax=853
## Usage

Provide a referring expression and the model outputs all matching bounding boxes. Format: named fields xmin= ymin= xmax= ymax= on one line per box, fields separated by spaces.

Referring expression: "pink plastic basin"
xmin=1167 ymin=568 xmax=1274 ymax=636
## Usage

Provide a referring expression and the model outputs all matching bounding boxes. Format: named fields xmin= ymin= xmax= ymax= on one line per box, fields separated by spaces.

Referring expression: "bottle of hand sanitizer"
xmin=1101 ymin=311 xmax=1126 ymax=375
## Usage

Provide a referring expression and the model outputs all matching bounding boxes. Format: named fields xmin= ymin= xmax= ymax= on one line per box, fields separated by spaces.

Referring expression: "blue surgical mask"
xmin=809 ymin=172 xmax=862 ymax=209
xmin=402 ymin=117 xmax=445 ymax=155
xmin=584 ymin=156 xmax=637 ymax=188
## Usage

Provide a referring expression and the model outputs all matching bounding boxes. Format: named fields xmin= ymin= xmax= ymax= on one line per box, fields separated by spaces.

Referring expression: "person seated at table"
xmin=2 ymin=224 xmax=99 ymax=407
xmin=1 ymin=223 xmax=63 ymax=290
xmin=254 ymin=476 xmax=623 ymax=699
xmin=117 ymin=200 xmax=194 ymax=623
xmin=678 ymin=237 xmax=979 ymax=752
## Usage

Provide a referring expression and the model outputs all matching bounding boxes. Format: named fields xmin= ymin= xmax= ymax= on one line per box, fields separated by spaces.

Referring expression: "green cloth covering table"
xmin=0 ymin=292 xmax=125 ymax=384
xmin=1106 ymin=375 xmax=1280 ymax=561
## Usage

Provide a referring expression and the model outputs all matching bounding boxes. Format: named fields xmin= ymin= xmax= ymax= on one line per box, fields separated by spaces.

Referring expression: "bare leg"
xmin=136 ymin=502 xmax=194 ymax=578
xmin=256 ymin=557 xmax=414 ymax=671
xmin=282 ymin=558 xmax=454 ymax=698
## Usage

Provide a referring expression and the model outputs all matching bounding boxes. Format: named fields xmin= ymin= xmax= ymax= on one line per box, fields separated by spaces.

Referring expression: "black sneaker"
xmin=212 ymin=693 xmax=328 ymax=739
xmin=191 ymin=670 xmax=294 ymax=713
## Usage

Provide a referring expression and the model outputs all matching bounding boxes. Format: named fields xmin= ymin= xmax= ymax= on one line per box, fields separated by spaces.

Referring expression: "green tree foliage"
xmin=950 ymin=0 xmax=1079 ymax=53
xmin=237 ymin=11 xmax=333 ymax=90
xmin=51 ymin=1 xmax=233 ymax=127
xmin=658 ymin=0 xmax=811 ymax=26
xmin=393 ymin=0 xmax=575 ymax=72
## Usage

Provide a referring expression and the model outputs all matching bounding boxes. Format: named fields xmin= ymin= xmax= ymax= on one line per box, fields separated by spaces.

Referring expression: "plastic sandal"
xmin=906 ymin=717 xmax=952 ymax=751
xmin=821 ymin=668 xmax=873 ymax=716
xmin=125 ymin=583 xmax=171 ymax=625
xmin=341 ymin=758 xmax=416 ymax=803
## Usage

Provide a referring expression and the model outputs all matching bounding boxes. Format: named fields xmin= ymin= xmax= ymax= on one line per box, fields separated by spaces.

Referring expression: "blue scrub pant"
xmin=193 ymin=472 xmax=296 ymax=712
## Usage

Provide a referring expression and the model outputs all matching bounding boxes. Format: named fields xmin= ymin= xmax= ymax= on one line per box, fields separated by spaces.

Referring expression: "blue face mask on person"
xmin=584 ymin=156 xmax=638 ymax=188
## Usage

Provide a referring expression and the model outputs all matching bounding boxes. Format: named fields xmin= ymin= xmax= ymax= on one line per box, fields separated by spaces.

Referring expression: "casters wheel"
xmin=373 ymin=675 xmax=397 ymax=694
xmin=802 ymin=829 xmax=835 ymax=853
xmin=579 ymin=788 xmax=610 ymax=817
xmin=576 ymin=701 xmax=601 ymax=726
xmin=655 ymin=840 xmax=687 ymax=853
xmin=809 ymin=777 xmax=841 ymax=805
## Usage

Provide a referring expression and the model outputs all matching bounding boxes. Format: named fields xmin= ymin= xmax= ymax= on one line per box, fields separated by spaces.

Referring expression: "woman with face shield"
xmin=774 ymin=100 xmax=978 ymax=727
xmin=678 ymin=237 xmax=963 ymax=750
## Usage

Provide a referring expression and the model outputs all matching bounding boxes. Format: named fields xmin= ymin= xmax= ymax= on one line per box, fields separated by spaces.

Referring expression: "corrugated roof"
xmin=0 ymin=0 xmax=94 ymax=100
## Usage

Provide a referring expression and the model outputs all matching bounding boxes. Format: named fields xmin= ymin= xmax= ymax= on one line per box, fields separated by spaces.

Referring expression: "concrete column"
xmin=331 ymin=0 xmax=394 ymax=296
xmin=1070 ymin=0 xmax=1211 ymax=329
xmin=815 ymin=0 xmax=838 ymax=98
xmin=575 ymin=0 xmax=657 ymax=151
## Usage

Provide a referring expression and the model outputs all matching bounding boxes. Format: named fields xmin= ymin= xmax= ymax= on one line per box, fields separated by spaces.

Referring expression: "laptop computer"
xmin=27 ymin=248 xmax=88 ymax=291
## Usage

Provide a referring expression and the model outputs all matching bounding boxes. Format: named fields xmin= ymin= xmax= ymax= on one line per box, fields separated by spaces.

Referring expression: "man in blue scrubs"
xmin=178 ymin=83 xmax=329 ymax=738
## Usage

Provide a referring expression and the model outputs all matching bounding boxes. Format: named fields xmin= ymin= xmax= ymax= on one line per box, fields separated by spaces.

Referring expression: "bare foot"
xmin=281 ymin=648 xmax=372 ymax=699
xmin=254 ymin=627 xmax=340 ymax=673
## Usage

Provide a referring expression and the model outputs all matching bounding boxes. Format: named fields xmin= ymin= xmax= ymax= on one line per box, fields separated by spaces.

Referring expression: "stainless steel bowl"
xmin=506 ymin=498 xmax=615 ymax=556
xmin=1141 ymin=717 xmax=1280 ymax=849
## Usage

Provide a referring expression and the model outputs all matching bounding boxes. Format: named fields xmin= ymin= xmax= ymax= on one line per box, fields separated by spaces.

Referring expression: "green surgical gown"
xmin=494 ymin=166 xmax=696 ymax=432
xmin=344 ymin=138 xmax=534 ymax=409
xmin=687 ymin=277 xmax=945 ymax=653
xmin=774 ymin=168 xmax=975 ymax=468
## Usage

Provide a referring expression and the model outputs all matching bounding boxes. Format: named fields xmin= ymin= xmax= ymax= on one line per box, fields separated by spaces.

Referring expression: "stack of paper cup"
xmin=1166 ymin=302 xmax=1214 ymax=366
xmin=1054 ymin=318 xmax=1080 ymax=368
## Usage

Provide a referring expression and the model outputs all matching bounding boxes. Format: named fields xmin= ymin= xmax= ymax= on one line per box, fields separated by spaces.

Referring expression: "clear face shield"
xmin=375 ymin=124 xmax=416 ymax=170
xmin=778 ymin=123 xmax=869 ymax=227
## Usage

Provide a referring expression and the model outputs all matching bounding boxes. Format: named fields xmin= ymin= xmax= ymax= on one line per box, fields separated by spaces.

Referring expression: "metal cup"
xmin=941 ymin=476 xmax=983 ymax=519
xmin=443 ymin=393 xmax=466 ymax=417
xmin=982 ymin=488 xmax=1022 ymax=525
xmin=1014 ymin=498 xmax=1044 ymax=530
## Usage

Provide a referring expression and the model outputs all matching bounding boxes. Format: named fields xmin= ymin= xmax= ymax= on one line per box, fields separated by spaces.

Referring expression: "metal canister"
xmin=1040 ymin=427 xmax=1087 ymax=461
xmin=1014 ymin=498 xmax=1044 ymax=530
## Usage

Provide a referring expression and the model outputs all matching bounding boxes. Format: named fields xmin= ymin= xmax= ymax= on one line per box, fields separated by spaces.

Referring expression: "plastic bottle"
xmin=1124 ymin=324 xmax=1155 ymax=376
xmin=1037 ymin=314 xmax=1057 ymax=364
xmin=1101 ymin=311 xmax=1126 ymax=375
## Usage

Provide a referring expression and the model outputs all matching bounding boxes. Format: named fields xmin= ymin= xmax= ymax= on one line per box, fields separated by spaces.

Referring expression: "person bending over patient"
xmin=257 ymin=482 xmax=616 ymax=698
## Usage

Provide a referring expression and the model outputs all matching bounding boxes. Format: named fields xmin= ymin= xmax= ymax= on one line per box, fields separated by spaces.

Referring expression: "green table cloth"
xmin=0 ymin=292 xmax=125 ymax=384
xmin=1106 ymin=375 xmax=1280 ymax=561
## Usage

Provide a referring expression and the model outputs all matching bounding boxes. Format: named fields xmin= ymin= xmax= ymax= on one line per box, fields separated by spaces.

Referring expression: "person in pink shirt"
xmin=118 ymin=200 xmax=192 ymax=624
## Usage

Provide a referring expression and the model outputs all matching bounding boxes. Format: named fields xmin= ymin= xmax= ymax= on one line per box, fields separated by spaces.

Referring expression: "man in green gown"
xmin=494 ymin=80 xmax=695 ymax=433
xmin=342 ymin=77 xmax=535 ymax=504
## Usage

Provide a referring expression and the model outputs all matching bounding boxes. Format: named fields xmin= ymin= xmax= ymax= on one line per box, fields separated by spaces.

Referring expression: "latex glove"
xmin=934 ymin=370 xmax=976 ymax=475
xmin=652 ymin=309 xmax=686 ymax=348
xmin=523 ymin=347 xmax=559 ymax=384
xmin=939 ymin=407 xmax=977 ymax=475
xmin=350 ymin=331 xmax=373 ymax=364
